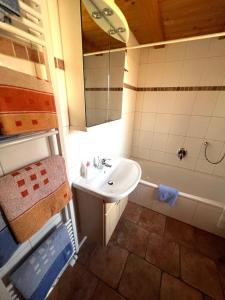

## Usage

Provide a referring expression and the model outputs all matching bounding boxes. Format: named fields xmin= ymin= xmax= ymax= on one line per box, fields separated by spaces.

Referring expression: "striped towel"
xmin=0 ymin=155 xmax=71 ymax=242
xmin=0 ymin=211 xmax=18 ymax=267
xmin=0 ymin=66 xmax=58 ymax=136
xmin=10 ymin=224 xmax=73 ymax=300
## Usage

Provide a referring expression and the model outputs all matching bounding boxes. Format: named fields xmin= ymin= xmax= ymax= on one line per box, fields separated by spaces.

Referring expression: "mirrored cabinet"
xmin=83 ymin=51 xmax=125 ymax=127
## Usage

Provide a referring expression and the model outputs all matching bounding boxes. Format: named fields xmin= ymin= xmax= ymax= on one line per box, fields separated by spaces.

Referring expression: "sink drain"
xmin=108 ymin=180 xmax=114 ymax=185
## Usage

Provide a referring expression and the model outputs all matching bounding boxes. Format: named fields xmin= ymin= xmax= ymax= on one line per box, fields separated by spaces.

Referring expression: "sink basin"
xmin=73 ymin=158 xmax=142 ymax=202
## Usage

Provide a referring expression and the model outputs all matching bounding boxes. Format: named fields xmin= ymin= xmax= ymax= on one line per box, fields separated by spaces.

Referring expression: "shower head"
xmin=82 ymin=0 xmax=129 ymax=43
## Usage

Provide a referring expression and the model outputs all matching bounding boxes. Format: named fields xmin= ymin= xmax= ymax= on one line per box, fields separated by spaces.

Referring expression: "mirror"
xmin=83 ymin=50 xmax=125 ymax=127
xmin=81 ymin=0 xmax=128 ymax=127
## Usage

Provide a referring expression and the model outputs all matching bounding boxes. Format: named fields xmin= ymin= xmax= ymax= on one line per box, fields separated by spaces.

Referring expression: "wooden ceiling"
xmin=81 ymin=0 xmax=225 ymax=53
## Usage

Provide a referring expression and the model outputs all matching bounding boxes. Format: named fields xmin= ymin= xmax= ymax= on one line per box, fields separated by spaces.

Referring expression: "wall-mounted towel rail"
xmin=0 ymin=0 xmax=45 ymax=46
xmin=0 ymin=130 xmax=58 ymax=149
xmin=6 ymin=219 xmax=78 ymax=300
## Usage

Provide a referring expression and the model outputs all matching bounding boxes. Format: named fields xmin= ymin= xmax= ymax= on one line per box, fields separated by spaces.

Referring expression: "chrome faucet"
xmin=94 ymin=157 xmax=112 ymax=169
xmin=101 ymin=158 xmax=112 ymax=168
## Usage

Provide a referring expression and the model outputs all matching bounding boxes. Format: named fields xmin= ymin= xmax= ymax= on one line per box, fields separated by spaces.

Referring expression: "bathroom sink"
xmin=73 ymin=158 xmax=141 ymax=202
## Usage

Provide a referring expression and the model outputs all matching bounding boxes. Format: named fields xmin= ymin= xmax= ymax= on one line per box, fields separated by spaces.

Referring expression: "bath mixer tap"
xmin=177 ymin=148 xmax=187 ymax=160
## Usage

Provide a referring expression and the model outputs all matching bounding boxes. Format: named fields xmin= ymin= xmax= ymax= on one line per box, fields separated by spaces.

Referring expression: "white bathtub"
xmin=129 ymin=159 xmax=225 ymax=237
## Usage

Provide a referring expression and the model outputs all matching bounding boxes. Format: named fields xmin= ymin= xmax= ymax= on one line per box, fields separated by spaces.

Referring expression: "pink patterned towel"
xmin=0 ymin=155 xmax=71 ymax=242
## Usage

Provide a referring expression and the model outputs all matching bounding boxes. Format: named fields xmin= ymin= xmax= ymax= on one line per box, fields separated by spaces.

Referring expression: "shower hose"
xmin=204 ymin=141 xmax=225 ymax=165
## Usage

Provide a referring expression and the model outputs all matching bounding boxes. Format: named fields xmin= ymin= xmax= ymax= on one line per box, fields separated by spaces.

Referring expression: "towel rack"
xmin=6 ymin=220 xmax=77 ymax=300
xmin=0 ymin=129 xmax=79 ymax=298
xmin=0 ymin=0 xmax=45 ymax=46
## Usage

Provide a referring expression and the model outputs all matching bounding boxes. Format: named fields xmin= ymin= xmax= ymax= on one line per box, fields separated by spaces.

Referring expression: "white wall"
xmin=132 ymin=38 xmax=225 ymax=181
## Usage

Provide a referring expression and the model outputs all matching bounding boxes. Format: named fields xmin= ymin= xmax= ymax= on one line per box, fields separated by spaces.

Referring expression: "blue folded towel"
xmin=0 ymin=211 xmax=19 ymax=267
xmin=158 ymin=184 xmax=178 ymax=207
xmin=10 ymin=224 xmax=73 ymax=300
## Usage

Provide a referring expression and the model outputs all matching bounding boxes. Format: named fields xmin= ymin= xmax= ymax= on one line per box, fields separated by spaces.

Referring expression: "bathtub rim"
xmin=140 ymin=179 xmax=225 ymax=209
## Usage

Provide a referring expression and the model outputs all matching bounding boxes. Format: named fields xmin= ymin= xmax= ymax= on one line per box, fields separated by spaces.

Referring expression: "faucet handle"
xmin=101 ymin=158 xmax=111 ymax=163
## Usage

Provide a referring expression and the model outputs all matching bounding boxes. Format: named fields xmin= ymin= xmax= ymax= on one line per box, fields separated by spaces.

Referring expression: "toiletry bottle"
xmin=85 ymin=161 xmax=91 ymax=179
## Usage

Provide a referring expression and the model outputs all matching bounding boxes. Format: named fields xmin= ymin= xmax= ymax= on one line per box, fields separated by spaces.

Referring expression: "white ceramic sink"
xmin=73 ymin=158 xmax=141 ymax=202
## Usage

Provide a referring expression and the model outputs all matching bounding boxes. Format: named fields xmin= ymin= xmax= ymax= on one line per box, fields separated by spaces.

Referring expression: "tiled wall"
xmin=132 ymin=38 xmax=225 ymax=179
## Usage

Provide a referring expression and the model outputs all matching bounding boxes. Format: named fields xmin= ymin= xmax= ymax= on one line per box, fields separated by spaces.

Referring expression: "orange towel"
xmin=0 ymin=66 xmax=58 ymax=135
xmin=0 ymin=156 xmax=71 ymax=242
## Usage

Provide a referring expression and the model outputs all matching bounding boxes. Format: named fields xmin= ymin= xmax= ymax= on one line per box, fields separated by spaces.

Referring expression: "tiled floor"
xmin=48 ymin=202 xmax=225 ymax=300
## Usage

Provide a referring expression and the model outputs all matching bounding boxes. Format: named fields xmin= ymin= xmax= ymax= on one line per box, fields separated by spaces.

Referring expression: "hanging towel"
xmin=158 ymin=184 xmax=178 ymax=207
xmin=0 ymin=155 xmax=71 ymax=242
xmin=0 ymin=211 xmax=19 ymax=267
xmin=0 ymin=66 xmax=58 ymax=136
xmin=10 ymin=224 xmax=73 ymax=300
xmin=0 ymin=0 xmax=20 ymax=16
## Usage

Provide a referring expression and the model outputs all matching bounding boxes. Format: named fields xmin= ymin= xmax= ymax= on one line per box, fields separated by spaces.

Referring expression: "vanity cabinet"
xmin=104 ymin=197 xmax=128 ymax=245
xmin=75 ymin=189 xmax=128 ymax=246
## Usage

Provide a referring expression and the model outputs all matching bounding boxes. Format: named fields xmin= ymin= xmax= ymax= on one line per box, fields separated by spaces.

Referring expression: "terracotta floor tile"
xmin=88 ymin=245 xmax=128 ymax=289
xmin=218 ymin=261 xmax=225 ymax=297
xmin=195 ymin=229 xmax=225 ymax=260
xmin=138 ymin=208 xmax=166 ymax=235
xmin=48 ymin=264 xmax=98 ymax=300
xmin=165 ymin=217 xmax=195 ymax=247
xmin=78 ymin=240 xmax=97 ymax=266
xmin=110 ymin=218 xmax=149 ymax=257
xmin=122 ymin=201 xmax=143 ymax=223
xmin=92 ymin=281 xmax=125 ymax=300
xmin=119 ymin=253 xmax=161 ymax=300
xmin=161 ymin=273 xmax=203 ymax=300
xmin=146 ymin=232 xmax=180 ymax=277
xmin=181 ymin=247 xmax=224 ymax=300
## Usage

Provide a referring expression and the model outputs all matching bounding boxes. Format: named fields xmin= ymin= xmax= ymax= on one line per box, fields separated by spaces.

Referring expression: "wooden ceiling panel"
xmin=81 ymin=0 xmax=225 ymax=53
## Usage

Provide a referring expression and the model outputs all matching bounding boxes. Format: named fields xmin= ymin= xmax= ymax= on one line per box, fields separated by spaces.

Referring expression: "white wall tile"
xmin=192 ymin=91 xmax=218 ymax=116
xmin=141 ymin=113 xmax=156 ymax=131
xmin=208 ymin=38 xmax=225 ymax=57
xmin=139 ymin=48 xmax=149 ymax=64
xmin=160 ymin=62 xmax=183 ymax=86
xmin=149 ymin=47 xmax=166 ymax=63
xmin=149 ymin=149 xmax=165 ymax=163
xmin=154 ymin=114 xmax=171 ymax=133
xmin=152 ymin=133 xmax=168 ymax=151
xmin=166 ymin=135 xmax=185 ymax=154
xmin=173 ymin=92 xmax=196 ymax=115
xmin=201 ymin=57 xmax=225 ymax=86
xmin=139 ymin=131 xmax=153 ymax=148
xmin=206 ymin=117 xmax=225 ymax=141
xmin=156 ymin=92 xmax=176 ymax=113
xmin=213 ymin=92 xmax=225 ymax=117
xmin=169 ymin=115 xmax=190 ymax=136
xmin=187 ymin=116 xmax=210 ymax=138
xmin=195 ymin=158 xmax=214 ymax=174
xmin=146 ymin=63 xmax=164 ymax=86
xmin=183 ymin=137 xmax=203 ymax=157
xmin=165 ymin=42 xmax=187 ymax=62
xmin=142 ymin=92 xmax=159 ymax=112
xmin=180 ymin=59 xmax=207 ymax=86
xmin=185 ymin=39 xmax=210 ymax=59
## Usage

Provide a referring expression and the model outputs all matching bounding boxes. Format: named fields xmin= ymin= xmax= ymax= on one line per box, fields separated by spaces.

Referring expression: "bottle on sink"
xmin=80 ymin=160 xmax=91 ymax=179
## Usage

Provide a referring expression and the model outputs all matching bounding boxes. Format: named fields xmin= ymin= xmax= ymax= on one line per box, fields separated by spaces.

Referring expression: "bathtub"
xmin=129 ymin=159 xmax=225 ymax=238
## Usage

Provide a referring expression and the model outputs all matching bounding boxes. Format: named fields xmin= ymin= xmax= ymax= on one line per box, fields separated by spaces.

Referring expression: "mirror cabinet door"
xmin=83 ymin=52 xmax=125 ymax=127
